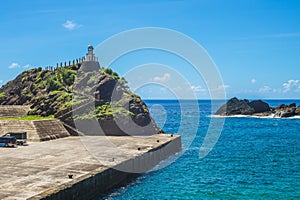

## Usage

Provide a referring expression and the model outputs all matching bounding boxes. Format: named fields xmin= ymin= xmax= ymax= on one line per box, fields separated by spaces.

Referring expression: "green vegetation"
xmin=56 ymin=91 xmax=71 ymax=102
xmin=103 ymin=68 xmax=113 ymax=75
xmin=0 ymin=64 xmax=145 ymax=123
xmin=75 ymin=102 xmax=134 ymax=120
xmin=49 ymin=90 xmax=62 ymax=96
xmin=0 ymin=115 xmax=54 ymax=121
xmin=118 ymin=77 xmax=127 ymax=85
xmin=33 ymin=67 xmax=76 ymax=92
xmin=102 ymin=68 xmax=120 ymax=80
xmin=57 ymin=67 xmax=76 ymax=86
xmin=21 ymin=76 xmax=28 ymax=82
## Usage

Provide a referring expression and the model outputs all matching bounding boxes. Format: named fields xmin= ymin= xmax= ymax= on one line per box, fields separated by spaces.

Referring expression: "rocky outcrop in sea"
xmin=215 ymin=97 xmax=300 ymax=118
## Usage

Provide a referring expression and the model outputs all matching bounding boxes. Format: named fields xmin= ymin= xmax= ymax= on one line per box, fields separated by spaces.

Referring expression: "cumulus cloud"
xmin=8 ymin=63 xmax=20 ymax=69
xmin=153 ymin=73 xmax=170 ymax=83
xmin=251 ymin=79 xmax=257 ymax=84
xmin=8 ymin=63 xmax=31 ymax=69
xmin=259 ymin=85 xmax=272 ymax=93
xmin=62 ymin=20 xmax=82 ymax=30
xmin=191 ymin=85 xmax=206 ymax=93
xmin=0 ymin=80 xmax=3 ymax=83
xmin=283 ymin=80 xmax=300 ymax=92
xmin=207 ymin=84 xmax=229 ymax=94
xmin=23 ymin=64 xmax=30 ymax=68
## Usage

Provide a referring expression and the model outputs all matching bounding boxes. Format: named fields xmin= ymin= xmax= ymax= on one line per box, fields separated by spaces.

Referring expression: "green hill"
xmin=0 ymin=63 xmax=162 ymax=136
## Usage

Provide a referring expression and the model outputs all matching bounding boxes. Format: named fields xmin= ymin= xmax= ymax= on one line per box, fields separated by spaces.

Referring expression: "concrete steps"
xmin=33 ymin=119 xmax=70 ymax=141
xmin=0 ymin=119 xmax=70 ymax=142
xmin=0 ymin=105 xmax=31 ymax=118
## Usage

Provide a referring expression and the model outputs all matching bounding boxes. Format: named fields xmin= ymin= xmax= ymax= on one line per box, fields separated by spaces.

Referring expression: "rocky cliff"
xmin=0 ymin=63 xmax=162 ymax=135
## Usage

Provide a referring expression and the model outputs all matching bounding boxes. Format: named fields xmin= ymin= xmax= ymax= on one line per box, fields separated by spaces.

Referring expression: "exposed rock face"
xmin=248 ymin=100 xmax=270 ymax=113
xmin=296 ymin=106 xmax=300 ymax=115
xmin=215 ymin=97 xmax=299 ymax=118
xmin=0 ymin=67 xmax=76 ymax=117
xmin=274 ymin=103 xmax=296 ymax=118
xmin=215 ymin=97 xmax=255 ymax=115
xmin=0 ymin=64 xmax=162 ymax=135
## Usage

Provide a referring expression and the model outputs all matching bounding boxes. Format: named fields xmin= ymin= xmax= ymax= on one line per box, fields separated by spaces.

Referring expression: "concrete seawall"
xmin=0 ymin=134 xmax=181 ymax=200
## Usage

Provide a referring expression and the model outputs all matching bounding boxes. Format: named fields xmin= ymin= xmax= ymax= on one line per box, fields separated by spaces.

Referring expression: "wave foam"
xmin=210 ymin=114 xmax=300 ymax=119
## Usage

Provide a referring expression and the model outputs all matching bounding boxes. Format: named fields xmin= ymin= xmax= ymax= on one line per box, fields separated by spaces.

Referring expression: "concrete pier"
xmin=0 ymin=134 xmax=181 ymax=200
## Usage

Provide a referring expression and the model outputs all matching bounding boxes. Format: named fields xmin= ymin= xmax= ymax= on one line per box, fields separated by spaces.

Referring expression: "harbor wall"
xmin=28 ymin=135 xmax=181 ymax=200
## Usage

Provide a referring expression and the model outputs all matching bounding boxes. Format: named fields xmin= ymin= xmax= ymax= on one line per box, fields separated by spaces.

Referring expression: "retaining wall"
xmin=0 ymin=105 xmax=31 ymax=118
xmin=0 ymin=119 xmax=70 ymax=141
xmin=28 ymin=135 xmax=181 ymax=200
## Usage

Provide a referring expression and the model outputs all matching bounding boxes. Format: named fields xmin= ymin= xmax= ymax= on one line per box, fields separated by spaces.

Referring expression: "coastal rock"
xmin=296 ymin=106 xmax=300 ymax=115
xmin=214 ymin=97 xmax=292 ymax=117
xmin=215 ymin=97 xmax=255 ymax=115
xmin=276 ymin=104 xmax=286 ymax=109
xmin=289 ymin=103 xmax=296 ymax=108
xmin=274 ymin=103 xmax=296 ymax=118
xmin=248 ymin=100 xmax=270 ymax=113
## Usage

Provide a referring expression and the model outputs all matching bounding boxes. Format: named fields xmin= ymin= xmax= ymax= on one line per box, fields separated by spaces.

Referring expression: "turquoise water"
xmin=103 ymin=100 xmax=300 ymax=199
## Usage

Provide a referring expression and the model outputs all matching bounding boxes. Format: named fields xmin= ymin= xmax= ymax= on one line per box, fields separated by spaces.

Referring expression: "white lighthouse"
xmin=80 ymin=45 xmax=100 ymax=72
xmin=84 ymin=45 xmax=98 ymax=62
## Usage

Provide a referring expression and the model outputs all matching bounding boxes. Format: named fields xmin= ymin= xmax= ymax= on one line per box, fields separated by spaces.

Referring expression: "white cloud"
xmin=23 ymin=64 xmax=30 ymax=68
xmin=259 ymin=85 xmax=272 ymax=93
xmin=283 ymin=80 xmax=300 ymax=92
xmin=8 ymin=63 xmax=20 ymax=69
xmin=251 ymin=79 xmax=257 ymax=84
xmin=191 ymin=85 xmax=206 ymax=93
xmin=0 ymin=80 xmax=3 ymax=83
xmin=62 ymin=20 xmax=82 ymax=30
xmin=153 ymin=73 xmax=170 ymax=83
xmin=208 ymin=84 xmax=229 ymax=93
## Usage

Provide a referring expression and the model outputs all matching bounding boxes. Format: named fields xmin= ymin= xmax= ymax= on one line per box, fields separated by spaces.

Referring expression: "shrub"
xmin=62 ymin=69 xmax=76 ymax=86
xmin=46 ymin=76 xmax=62 ymax=91
xmin=103 ymin=68 xmax=113 ymax=75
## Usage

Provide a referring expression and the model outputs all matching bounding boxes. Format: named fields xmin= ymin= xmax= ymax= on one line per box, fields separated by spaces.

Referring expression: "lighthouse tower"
xmin=85 ymin=45 xmax=98 ymax=62
xmin=80 ymin=45 xmax=100 ymax=72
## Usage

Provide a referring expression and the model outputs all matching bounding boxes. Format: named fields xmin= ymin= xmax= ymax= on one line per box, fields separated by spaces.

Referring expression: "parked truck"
xmin=0 ymin=134 xmax=17 ymax=147
xmin=5 ymin=132 xmax=27 ymax=145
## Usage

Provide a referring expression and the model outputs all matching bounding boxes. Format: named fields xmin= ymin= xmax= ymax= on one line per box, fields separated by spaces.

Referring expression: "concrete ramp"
xmin=32 ymin=120 xmax=70 ymax=141
xmin=0 ymin=105 xmax=31 ymax=118
xmin=0 ymin=119 xmax=70 ymax=141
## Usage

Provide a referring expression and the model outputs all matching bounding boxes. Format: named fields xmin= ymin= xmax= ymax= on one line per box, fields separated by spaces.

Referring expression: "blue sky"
xmin=1 ymin=0 xmax=300 ymax=99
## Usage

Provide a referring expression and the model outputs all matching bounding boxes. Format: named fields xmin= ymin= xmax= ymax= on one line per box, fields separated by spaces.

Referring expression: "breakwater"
xmin=0 ymin=135 xmax=181 ymax=200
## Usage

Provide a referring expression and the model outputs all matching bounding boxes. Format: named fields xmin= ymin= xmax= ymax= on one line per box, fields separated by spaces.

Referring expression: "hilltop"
xmin=0 ymin=47 xmax=162 ymax=136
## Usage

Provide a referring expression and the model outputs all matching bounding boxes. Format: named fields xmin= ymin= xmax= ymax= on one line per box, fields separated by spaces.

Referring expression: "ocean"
xmin=103 ymin=100 xmax=300 ymax=199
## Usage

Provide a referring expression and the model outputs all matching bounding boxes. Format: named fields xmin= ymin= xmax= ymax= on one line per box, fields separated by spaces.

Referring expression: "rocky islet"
xmin=215 ymin=97 xmax=300 ymax=118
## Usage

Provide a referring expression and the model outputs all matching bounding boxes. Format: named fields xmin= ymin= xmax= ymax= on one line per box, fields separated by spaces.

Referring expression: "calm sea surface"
xmin=102 ymin=100 xmax=300 ymax=199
